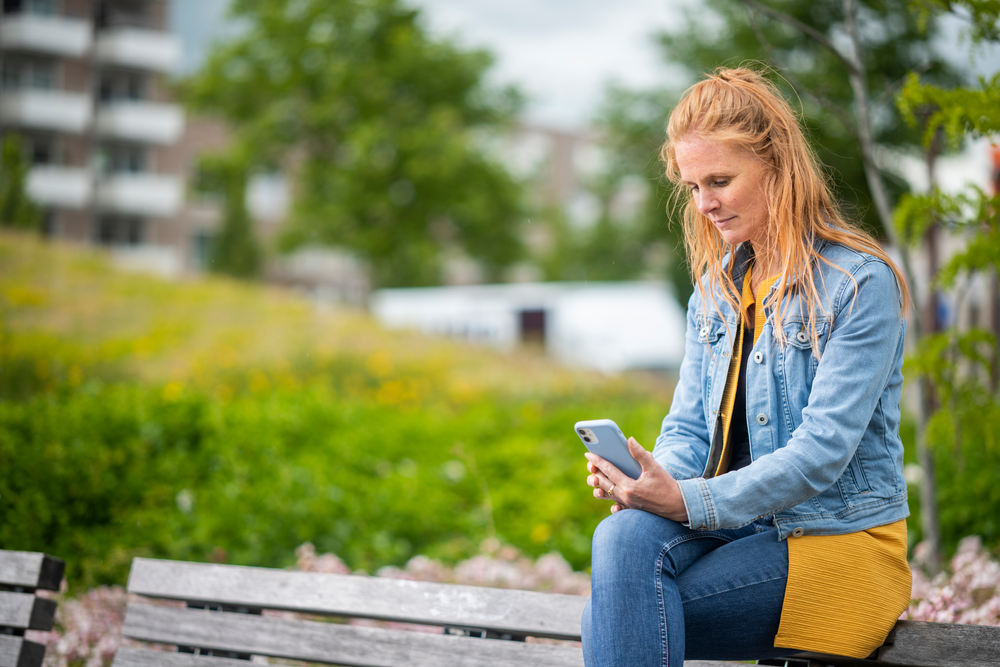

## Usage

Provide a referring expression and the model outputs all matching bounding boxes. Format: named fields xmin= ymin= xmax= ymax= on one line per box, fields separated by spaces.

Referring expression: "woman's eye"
xmin=713 ymin=180 xmax=729 ymax=187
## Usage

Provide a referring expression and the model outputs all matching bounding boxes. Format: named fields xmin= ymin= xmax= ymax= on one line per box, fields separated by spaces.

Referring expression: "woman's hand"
xmin=586 ymin=437 xmax=689 ymax=522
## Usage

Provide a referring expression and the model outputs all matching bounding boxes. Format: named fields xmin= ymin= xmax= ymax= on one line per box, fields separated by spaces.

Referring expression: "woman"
xmin=581 ymin=68 xmax=912 ymax=667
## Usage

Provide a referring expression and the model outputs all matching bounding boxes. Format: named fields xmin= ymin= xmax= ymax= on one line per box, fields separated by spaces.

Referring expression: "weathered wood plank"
xmin=0 ymin=591 xmax=58 ymax=630
xmin=114 ymin=643 xmax=740 ymax=667
xmin=876 ymin=620 xmax=1000 ymax=667
xmin=126 ymin=559 xmax=587 ymax=640
xmin=123 ymin=603 xmax=586 ymax=667
xmin=0 ymin=636 xmax=45 ymax=667
xmin=0 ymin=552 xmax=65 ymax=591
xmin=111 ymin=647 xmax=256 ymax=667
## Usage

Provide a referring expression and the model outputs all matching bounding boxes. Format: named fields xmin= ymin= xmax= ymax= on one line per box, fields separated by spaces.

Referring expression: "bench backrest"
xmin=117 ymin=558 xmax=589 ymax=667
xmin=0 ymin=550 xmax=65 ymax=667
xmin=116 ymin=557 xmax=1000 ymax=667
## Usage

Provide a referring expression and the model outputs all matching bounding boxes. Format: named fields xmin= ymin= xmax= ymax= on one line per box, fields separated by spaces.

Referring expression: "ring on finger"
xmin=607 ymin=483 xmax=616 ymax=500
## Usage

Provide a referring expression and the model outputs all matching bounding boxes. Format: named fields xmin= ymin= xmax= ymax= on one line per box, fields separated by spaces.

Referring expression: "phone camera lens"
xmin=577 ymin=429 xmax=586 ymax=435
xmin=583 ymin=436 xmax=592 ymax=442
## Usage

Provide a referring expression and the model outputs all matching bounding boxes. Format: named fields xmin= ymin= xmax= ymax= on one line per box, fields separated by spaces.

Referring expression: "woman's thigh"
xmin=679 ymin=525 xmax=790 ymax=661
xmin=590 ymin=509 xmax=756 ymax=583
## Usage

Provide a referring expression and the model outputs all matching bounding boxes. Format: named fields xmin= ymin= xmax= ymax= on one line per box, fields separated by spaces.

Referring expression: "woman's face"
xmin=674 ymin=136 xmax=771 ymax=250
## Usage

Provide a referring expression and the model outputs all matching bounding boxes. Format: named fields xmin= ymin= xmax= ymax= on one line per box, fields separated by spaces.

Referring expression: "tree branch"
xmin=745 ymin=6 xmax=862 ymax=143
xmin=737 ymin=0 xmax=859 ymax=76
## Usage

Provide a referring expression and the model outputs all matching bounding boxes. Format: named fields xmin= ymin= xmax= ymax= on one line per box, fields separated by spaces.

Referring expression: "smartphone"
xmin=574 ymin=419 xmax=642 ymax=480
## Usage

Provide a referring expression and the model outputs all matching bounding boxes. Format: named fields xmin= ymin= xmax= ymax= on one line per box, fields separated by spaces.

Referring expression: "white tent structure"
xmin=369 ymin=281 xmax=687 ymax=373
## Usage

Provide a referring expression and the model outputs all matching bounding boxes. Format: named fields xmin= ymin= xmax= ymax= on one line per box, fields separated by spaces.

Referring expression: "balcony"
xmin=27 ymin=166 xmax=93 ymax=209
xmin=96 ymin=101 xmax=184 ymax=145
xmin=95 ymin=27 xmax=180 ymax=73
xmin=0 ymin=13 xmax=93 ymax=57
xmin=97 ymin=173 xmax=183 ymax=217
xmin=0 ymin=89 xmax=92 ymax=133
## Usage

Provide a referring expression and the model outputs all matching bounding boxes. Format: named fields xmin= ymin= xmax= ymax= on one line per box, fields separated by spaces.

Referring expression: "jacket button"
xmin=756 ymin=413 xmax=768 ymax=425
xmin=753 ymin=351 xmax=763 ymax=363
xmin=796 ymin=331 xmax=809 ymax=344
xmin=700 ymin=326 xmax=710 ymax=338
xmin=791 ymin=527 xmax=805 ymax=537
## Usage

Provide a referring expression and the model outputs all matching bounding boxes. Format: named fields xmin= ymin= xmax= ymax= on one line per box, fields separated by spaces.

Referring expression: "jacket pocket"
xmin=781 ymin=318 xmax=830 ymax=379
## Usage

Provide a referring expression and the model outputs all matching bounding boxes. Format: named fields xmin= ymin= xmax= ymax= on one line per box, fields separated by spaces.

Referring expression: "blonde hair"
xmin=660 ymin=66 xmax=909 ymax=352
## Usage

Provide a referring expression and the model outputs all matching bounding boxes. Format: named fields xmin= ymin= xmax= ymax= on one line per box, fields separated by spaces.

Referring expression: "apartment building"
xmin=1 ymin=0 xmax=184 ymax=253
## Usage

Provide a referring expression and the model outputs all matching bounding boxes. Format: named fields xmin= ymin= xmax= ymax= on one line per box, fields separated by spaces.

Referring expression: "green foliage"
xmin=201 ymin=154 xmax=262 ymax=279
xmin=904 ymin=329 xmax=1000 ymax=549
xmin=907 ymin=0 xmax=1000 ymax=42
xmin=894 ymin=0 xmax=1000 ymax=558
xmin=183 ymin=0 xmax=526 ymax=287
xmin=0 ymin=346 xmax=670 ymax=591
xmin=589 ymin=86 xmax=692 ymax=301
xmin=0 ymin=134 xmax=41 ymax=231
xmin=898 ymin=72 xmax=1000 ymax=147
xmin=0 ymin=232 xmax=675 ymax=590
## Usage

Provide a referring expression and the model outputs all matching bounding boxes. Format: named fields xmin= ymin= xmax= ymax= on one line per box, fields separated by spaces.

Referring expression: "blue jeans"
xmin=582 ymin=509 xmax=790 ymax=667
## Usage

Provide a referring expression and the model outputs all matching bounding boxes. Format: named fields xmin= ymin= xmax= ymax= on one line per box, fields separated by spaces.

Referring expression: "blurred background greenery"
xmin=0 ymin=232 xmax=673 ymax=590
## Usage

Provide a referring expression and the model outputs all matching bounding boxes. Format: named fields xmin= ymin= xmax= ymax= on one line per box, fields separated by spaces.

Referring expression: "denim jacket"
xmin=653 ymin=239 xmax=909 ymax=540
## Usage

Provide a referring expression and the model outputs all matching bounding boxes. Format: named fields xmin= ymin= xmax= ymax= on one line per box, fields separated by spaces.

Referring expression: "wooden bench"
xmin=0 ymin=550 xmax=66 ymax=667
xmin=113 ymin=557 xmax=1000 ymax=667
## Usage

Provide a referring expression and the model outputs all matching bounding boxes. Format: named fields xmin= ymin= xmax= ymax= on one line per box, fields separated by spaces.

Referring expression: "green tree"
xmin=894 ymin=0 xmax=1000 ymax=568
xmin=200 ymin=154 xmax=262 ymax=279
xmin=184 ymin=0 xmax=525 ymax=287
xmin=0 ymin=134 xmax=41 ymax=231
xmin=590 ymin=86 xmax=693 ymax=301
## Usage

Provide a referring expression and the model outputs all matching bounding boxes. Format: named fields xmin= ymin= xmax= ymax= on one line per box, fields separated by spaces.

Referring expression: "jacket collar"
xmin=718 ymin=235 xmax=830 ymax=310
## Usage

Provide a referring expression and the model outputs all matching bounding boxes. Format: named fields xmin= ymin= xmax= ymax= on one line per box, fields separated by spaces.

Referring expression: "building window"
xmin=191 ymin=230 xmax=216 ymax=270
xmin=97 ymin=0 xmax=150 ymax=29
xmin=27 ymin=135 xmax=56 ymax=164
xmin=96 ymin=216 xmax=144 ymax=246
xmin=99 ymin=71 xmax=147 ymax=102
xmin=99 ymin=144 xmax=146 ymax=174
xmin=2 ymin=0 xmax=59 ymax=15
xmin=1 ymin=58 xmax=57 ymax=91
xmin=27 ymin=0 xmax=58 ymax=15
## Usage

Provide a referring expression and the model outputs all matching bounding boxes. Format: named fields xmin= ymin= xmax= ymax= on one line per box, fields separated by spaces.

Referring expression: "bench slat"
xmin=0 ymin=591 xmax=58 ymax=630
xmin=113 ymin=645 xmax=743 ymax=667
xmin=123 ymin=603 xmax=585 ymax=667
xmin=0 ymin=637 xmax=45 ymax=667
xmin=126 ymin=559 xmax=587 ymax=640
xmin=876 ymin=620 xmax=1000 ymax=667
xmin=0 ymin=552 xmax=64 ymax=591
xmin=112 ymin=647 xmax=261 ymax=667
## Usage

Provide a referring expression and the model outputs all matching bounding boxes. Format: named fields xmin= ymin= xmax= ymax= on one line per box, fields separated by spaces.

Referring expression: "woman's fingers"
xmin=584 ymin=452 xmax=627 ymax=487
xmin=627 ymin=437 xmax=656 ymax=469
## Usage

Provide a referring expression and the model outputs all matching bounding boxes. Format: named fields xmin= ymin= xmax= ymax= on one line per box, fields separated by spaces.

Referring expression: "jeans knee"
xmin=592 ymin=509 xmax=685 ymax=574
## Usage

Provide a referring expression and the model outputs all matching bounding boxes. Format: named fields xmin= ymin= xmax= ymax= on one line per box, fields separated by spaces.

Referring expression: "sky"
xmin=169 ymin=0 xmax=685 ymax=131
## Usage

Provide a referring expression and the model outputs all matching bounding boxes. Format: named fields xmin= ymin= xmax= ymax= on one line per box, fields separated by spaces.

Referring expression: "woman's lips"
xmin=713 ymin=216 xmax=736 ymax=227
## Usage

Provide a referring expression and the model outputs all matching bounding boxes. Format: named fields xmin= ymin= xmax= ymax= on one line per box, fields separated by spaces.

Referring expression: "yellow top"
xmin=718 ymin=267 xmax=911 ymax=659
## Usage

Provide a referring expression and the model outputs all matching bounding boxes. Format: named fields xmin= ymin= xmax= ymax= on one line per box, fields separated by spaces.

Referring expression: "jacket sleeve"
xmin=677 ymin=259 xmax=905 ymax=531
xmin=652 ymin=287 xmax=713 ymax=480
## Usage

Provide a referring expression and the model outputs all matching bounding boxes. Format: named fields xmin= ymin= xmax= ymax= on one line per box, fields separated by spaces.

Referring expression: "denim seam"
xmin=654 ymin=531 xmax=741 ymax=667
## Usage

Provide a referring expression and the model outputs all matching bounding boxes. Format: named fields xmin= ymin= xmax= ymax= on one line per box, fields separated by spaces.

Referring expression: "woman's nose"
xmin=694 ymin=190 xmax=718 ymax=216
